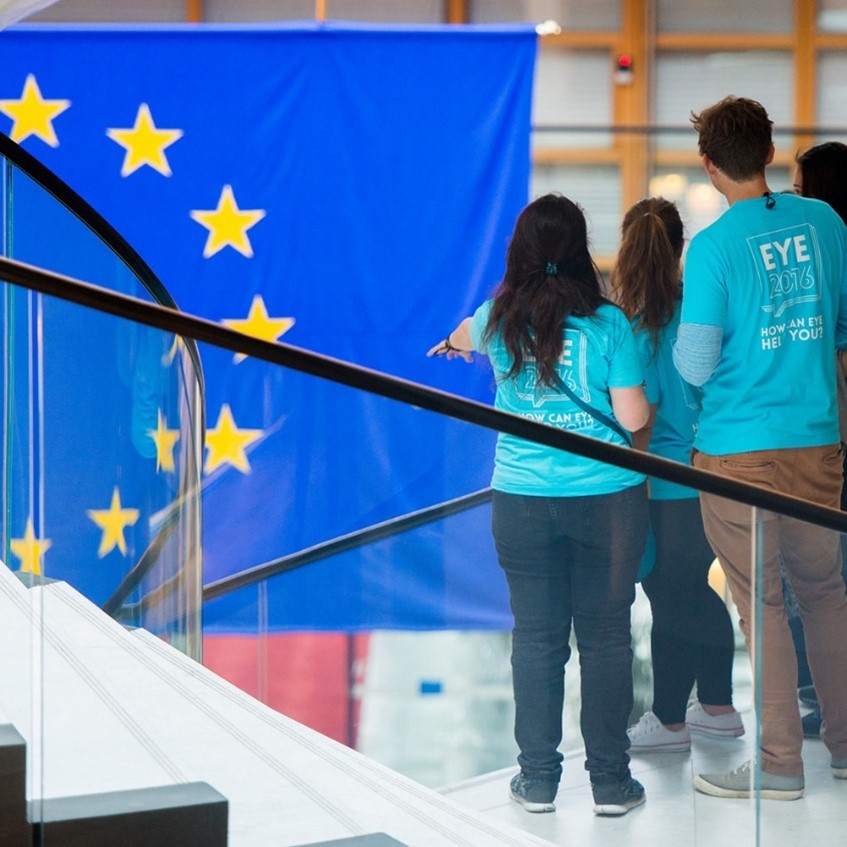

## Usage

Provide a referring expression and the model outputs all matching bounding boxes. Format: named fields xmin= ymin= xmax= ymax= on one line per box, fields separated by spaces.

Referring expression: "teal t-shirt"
xmin=469 ymin=300 xmax=645 ymax=496
xmin=633 ymin=303 xmax=701 ymax=500
xmin=681 ymin=192 xmax=847 ymax=455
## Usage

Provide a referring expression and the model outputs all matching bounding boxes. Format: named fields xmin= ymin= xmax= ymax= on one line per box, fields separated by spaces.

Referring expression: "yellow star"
xmin=106 ymin=103 xmax=183 ymax=177
xmin=189 ymin=185 xmax=266 ymax=258
xmin=10 ymin=518 xmax=52 ymax=576
xmin=221 ymin=295 xmax=295 ymax=363
xmin=86 ymin=487 xmax=140 ymax=558
xmin=0 ymin=74 xmax=70 ymax=146
xmin=147 ymin=409 xmax=180 ymax=472
xmin=204 ymin=403 xmax=263 ymax=475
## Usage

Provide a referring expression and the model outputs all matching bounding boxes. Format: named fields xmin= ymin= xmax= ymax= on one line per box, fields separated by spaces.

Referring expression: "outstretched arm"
xmin=427 ymin=317 xmax=475 ymax=362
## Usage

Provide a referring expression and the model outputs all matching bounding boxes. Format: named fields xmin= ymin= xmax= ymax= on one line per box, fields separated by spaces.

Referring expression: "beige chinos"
xmin=694 ymin=445 xmax=847 ymax=777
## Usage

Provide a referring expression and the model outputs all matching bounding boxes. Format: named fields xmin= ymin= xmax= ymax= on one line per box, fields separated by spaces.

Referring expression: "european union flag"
xmin=0 ymin=21 xmax=536 ymax=630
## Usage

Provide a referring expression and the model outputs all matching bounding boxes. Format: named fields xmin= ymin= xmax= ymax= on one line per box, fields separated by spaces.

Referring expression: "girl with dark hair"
xmin=429 ymin=193 xmax=650 ymax=817
xmin=789 ymin=141 xmax=847 ymax=737
xmin=794 ymin=141 xmax=847 ymax=223
xmin=612 ymin=197 xmax=743 ymax=755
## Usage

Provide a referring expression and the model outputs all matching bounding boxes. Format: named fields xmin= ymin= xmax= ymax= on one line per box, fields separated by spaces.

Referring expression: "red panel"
xmin=203 ymin=633 xmax=370 ymax=746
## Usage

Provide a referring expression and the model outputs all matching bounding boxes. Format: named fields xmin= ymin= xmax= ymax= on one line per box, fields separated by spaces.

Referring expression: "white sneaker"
xmin=685 ymin=701 xmax=745 ymax=738
xmin=627 ymin=711 xmax=691 ymax=753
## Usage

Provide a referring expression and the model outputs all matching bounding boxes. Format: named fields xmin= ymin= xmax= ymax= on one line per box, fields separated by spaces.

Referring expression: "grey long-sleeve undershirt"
xmin=673 ymin=322 xmax=723 ymax=387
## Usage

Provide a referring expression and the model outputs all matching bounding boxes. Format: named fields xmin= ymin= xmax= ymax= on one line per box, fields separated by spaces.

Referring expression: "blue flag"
xmin=0 ymin=22 xmax=536 ymax=631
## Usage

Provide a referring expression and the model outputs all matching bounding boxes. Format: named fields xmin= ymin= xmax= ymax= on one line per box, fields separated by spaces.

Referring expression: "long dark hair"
xmin=795 ymin=141 xmax=847 ymax=225
xmin=611 ymin=197 xmax=684 ymax=351
xmin=483 ymin=193 xmax=604 ymax=388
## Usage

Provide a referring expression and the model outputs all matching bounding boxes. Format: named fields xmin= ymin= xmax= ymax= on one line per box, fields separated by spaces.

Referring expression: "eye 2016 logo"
xmin=514 ymin=331 xmax=588 ymax=408
xmin=748 ymin=224 xmax=820 ymax=319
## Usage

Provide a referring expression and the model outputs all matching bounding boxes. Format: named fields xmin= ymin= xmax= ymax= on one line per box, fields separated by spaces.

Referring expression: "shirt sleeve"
xmin=469 ymin=300 xmax=492 ymax=352
xmin=681 ymin=231 xmax=728 ymax=328
xmin=607 ymin=308 xmax=644 ymax=388
xmin=633 ymin=327 xmax=660 ymax=404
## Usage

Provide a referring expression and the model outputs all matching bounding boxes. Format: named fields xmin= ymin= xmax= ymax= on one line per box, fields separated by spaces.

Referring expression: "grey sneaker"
xmin=592 ymin=776 xmax=646 ymax=816
xmin=693 ymin=760 xmax=804 ymax=800
xmin=509 ymin=772 xmax=557 ymax=813
xmin=832 ymin=758 xmax=847 ymax=779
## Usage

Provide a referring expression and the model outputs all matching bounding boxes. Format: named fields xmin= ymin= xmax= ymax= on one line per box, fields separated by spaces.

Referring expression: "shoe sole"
xmin=593 ymin=794 xmax=646 ymax=816
xmin=509 ymin=790 xmax=555 ymax=813
xmin=693 ymin=775 xmax=804 ymax=800
xmin=688 ymin=725 xmax=745 ymax=739
xmin=629 ymin=742 xmax=691 ymax=753
xmin=832 ymin=767 xmax=847 ymax=779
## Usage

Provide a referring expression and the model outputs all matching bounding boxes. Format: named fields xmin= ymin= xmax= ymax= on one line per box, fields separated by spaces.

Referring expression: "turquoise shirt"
xmin=681 ymin=192 xmax=847 ymax=455
xmin=634 ymin=303 xmax=701 ymax=500
xmin=469 ymin=300 xmax=645 ymax=496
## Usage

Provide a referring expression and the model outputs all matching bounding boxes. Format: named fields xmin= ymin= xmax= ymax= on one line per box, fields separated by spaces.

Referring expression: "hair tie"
xmin=545 ymin=262 xmax=558 ymax=276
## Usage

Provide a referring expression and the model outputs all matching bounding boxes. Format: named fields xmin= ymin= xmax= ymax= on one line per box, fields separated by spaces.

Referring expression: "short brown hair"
xmin=690 ymin=96 xmax=773 ymax=181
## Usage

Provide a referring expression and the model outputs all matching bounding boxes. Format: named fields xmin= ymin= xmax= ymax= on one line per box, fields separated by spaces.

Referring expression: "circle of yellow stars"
xmin=0 ymin=72 xmax=304 ymax=575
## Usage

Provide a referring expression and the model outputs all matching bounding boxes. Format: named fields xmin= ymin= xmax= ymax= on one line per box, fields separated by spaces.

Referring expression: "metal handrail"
xmin=4 ymin=255 xmax=847 ymax=554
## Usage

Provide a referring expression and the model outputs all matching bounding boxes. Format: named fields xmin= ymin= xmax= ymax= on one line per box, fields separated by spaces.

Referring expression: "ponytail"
xmin=611 ymin=198 xmax=683 ymax=351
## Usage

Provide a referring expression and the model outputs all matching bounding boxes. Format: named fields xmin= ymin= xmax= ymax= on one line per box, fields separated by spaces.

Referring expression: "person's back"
xmin=613 ymin=197 xmax=744 ymax=756
xmin=429 ymin=192 xmax=651 ymax=817
xmin=673 ymin=95 xmax=847 ymax=802
xmin=683 ymin=191 xmax=847 ymax=453
xmin=478 ymin=298 xmax=645 ymax=496
xmin=787 ymin=140 xmax=847 ymax=737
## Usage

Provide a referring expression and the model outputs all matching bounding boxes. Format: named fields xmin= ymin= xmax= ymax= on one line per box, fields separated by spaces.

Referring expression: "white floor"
xmin=442 ymin=726 xmax=847 ymax=847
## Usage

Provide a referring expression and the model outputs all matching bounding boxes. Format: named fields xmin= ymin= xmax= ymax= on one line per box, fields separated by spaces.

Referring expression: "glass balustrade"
xmin=0 ymin=148 xmax=204 ymax=653
xmin=6 ymin=261 xmax=847 ymax=844
xmin=3 ymin=119 xmax=847 ymax=843
xmin=0 ymin=146 xmax=204 ymax=844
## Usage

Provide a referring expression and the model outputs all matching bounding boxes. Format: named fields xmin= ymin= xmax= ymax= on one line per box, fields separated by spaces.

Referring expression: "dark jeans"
xmin=492 ymin=483 xmax=648 ymax=786
xmin=641 ymin=498 xmax=735 ymax=724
